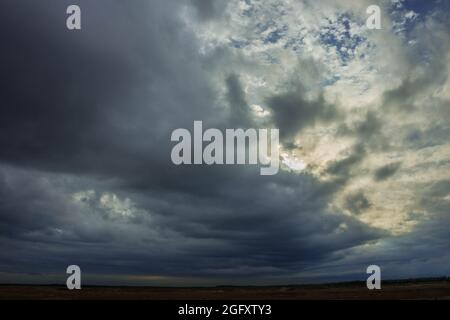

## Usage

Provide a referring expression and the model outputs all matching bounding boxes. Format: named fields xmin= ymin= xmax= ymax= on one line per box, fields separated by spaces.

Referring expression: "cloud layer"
xmin=0 ymin=0 xmax=449 ymax=285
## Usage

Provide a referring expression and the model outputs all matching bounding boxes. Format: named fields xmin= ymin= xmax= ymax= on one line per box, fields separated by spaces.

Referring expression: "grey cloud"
xmin=404 ymin=126 xmax=450 ymax=150
xmin=337 ymin=111 xmax=389 ymax=151
xmin=266 ymin=90 xmax=339 ymax=146
xmin=190 ymin=0 xmax=228 ymax=21
xmin=382 ymin=21 xmax=449 ymax=115
xmin=344 ymin=191 xmax=371 ymax=215
xmin=326 ymin=144 xmax=366 ymax=180
xmin=383 ymin=78 xmax=428 ymax=112
xmin=419 ymin=180 xmax=450 ymax=214
xmin=225 ymin=74 xmax=254 ymax=127
xmin=338 ymin=111 xmax=382 ymax=140
xmin=374 ymin=162 xmax=402 ymax=181
xmin=427 ymin=180 xmax=450 ymax=198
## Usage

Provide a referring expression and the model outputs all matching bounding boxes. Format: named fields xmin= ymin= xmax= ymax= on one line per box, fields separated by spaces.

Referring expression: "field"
xmin=1 ymin=279 xmax=449 ymax=300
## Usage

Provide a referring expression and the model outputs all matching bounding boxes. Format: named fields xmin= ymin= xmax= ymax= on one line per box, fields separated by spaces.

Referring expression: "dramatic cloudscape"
xmin=0 ymin=0 xmax=449 ymax=285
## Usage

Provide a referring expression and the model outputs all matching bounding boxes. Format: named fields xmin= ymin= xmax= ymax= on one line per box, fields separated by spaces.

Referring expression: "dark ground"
xmin=1 ymin=278 xmax=450 ymax=300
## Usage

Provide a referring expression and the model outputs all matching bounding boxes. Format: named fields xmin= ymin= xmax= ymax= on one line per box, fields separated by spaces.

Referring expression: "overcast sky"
xmin=0 ymin=0 xmax=449 ymax=286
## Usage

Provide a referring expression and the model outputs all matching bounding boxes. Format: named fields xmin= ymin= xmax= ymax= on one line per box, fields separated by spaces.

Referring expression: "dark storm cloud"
xmin=374 ymin=162 xmax=401 ymax=181
xmin=0 ymin=0 xmax=137 ymax=171
xmin=0 ymin=0 xmax=261 ymax=205
xmin=0 ymin=0 xmax=218 ymax=178
xmin=0 ymin=163 xmax=384 ymax=280
xmin=0 ymin=0 xmax=240 ymax=279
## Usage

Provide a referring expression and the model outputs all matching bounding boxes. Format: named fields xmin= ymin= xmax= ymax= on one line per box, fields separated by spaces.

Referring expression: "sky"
xmin=0 ymin=0 xmax=449 ymax=286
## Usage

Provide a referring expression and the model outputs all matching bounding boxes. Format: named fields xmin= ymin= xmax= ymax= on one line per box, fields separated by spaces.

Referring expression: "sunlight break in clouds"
xmin=185 ymin=0 xmax=450 ymax=235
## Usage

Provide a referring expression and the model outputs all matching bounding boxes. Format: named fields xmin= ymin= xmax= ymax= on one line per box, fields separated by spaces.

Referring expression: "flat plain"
xmin=1 ymin=279 xmax=449 ymax=300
